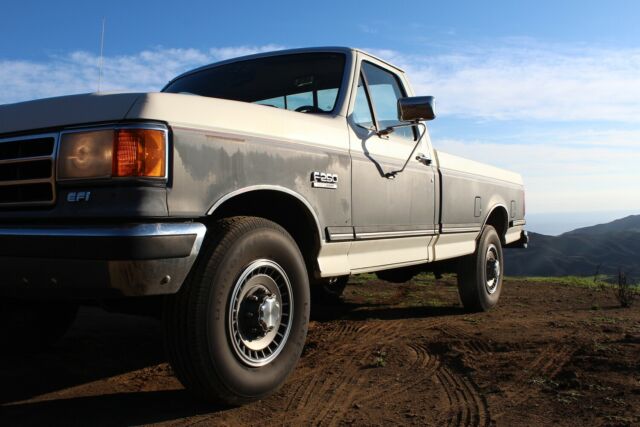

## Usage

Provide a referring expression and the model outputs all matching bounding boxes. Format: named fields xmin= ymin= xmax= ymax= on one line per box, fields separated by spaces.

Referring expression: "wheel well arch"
xmin=206 ymin=187 xmax=323 ymax=277
xmin=482 ymin=205 xmax=509 ymax=244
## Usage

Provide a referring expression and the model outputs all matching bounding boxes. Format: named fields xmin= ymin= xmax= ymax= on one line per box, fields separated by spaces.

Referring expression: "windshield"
xmin=163 ymin=52 xmax=346 ymax=114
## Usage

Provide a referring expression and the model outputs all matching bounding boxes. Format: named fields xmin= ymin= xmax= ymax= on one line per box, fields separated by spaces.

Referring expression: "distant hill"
xmin=504 ymin=215 xmax=640 ymax=280
xmin=564 ymin=214 xmax=640 ymax=235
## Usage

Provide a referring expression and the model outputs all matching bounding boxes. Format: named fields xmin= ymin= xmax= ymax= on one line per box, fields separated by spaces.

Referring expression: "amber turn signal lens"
xmin=113 ymin=129 xmax=166 ymax=177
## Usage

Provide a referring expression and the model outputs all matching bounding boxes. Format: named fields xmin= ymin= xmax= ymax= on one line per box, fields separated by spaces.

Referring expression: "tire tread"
xmin=456 ymin=225 xmax=503 ymax=313
xmin=164 ymin=216 xmax=304 ymax=404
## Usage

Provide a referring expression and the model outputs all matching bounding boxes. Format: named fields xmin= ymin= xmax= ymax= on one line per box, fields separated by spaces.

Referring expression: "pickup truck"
xmin=0 ymin=47 xmax=527 ymax=404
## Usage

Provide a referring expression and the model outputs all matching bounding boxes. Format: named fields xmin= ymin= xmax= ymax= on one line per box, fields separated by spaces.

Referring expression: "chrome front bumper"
xmin=0 ymin=222 xmax=206 ymax=297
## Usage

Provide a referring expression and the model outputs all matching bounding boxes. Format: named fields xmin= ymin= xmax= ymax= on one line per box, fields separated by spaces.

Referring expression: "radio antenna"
xmin=98 ymin=18 xmax=105 ymax=92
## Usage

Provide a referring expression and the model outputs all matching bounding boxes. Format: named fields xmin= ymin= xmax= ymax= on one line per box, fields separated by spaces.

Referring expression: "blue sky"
xmin=1 ymin=0 xmax=639 ymax=233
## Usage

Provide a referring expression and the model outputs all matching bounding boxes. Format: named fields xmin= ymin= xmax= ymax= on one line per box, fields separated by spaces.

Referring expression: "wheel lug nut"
xmin=246 ymin=312 xmax=254 ymax=318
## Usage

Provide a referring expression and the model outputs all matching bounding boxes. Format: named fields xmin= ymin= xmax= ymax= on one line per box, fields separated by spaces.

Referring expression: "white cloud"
xmin=0 ymin=45 xmax=283 ymax=105
xmin=3 ymin=41 xmax=640 ymax=123
xmin=368 ymin=43 xmax=640 ymax=122
xmin=358 ymin=24 xmax=378 ymax=34
xmin=493 ymin=128 xmax=640 ymax=149
xmin=435 ymin=136 xmax=640 ymax=214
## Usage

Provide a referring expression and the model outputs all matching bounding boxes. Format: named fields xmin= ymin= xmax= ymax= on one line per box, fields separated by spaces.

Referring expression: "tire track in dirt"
xmin=438 ymin=324 xmax=574 ymax=383
xmin=278 ymin=318 xmax=446 ymax=426
xmin=436 ymin=365 xmax=490 ymax=427
xmin=509 ymin=343 xmax=575 ymax=385
xmin=536 ymin=344 xmax=574 ymax=378
xmin=281 ymin=374 xmax=318 ymax=413
xmin=430 ymin=325 xmax=492 ymax=427
xmin=296 ymin=319 xmax=491 ymax=426
xmin=489 ymin=343 xmax=575 ymax=421
xmin=324 ymin=322 xmax=362 ymax=340
xmin=258 ymin=317 xmax=471 ymax=426
xmin=267 ymin=322 xmax=392 ymax=426
xmin=358 ymin=342 xmax=441 ymax=405
xmin=437 ymin=324 xmax=494 ymax=356
xmin=328 ymin=318 xmax=449 ymax=407
xmin=313 ymin=318 xmax=477 ymax=426
xmin=303 ymin=321 xmax=408 ymax=426
xmin=437 ymin=323 xmax=578 ymax=424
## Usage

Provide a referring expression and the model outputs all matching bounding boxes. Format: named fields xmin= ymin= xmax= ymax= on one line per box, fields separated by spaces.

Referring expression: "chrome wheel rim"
xmin=228 ymin=259 xmax=293 ymax=367
xmin=485 ymin=244 xmax=501 ymax=295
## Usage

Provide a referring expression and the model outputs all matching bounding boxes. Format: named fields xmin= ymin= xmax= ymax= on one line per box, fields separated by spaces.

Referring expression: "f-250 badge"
xmin=311 ymin=171 xmax=338 ymax=189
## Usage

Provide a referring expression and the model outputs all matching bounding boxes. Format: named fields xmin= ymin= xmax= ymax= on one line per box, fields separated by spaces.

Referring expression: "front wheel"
xmin=457 ymin=225 xmax=504 ymax=312
xmin=164 ymin=217 xmax=310 ymax=405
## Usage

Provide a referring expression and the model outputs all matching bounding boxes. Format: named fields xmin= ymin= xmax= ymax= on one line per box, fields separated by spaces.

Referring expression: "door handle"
xmin=415 ymin=153 xmax=432 ymax=166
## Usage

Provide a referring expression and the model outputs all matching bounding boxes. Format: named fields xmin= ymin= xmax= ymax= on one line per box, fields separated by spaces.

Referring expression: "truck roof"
xmin=166 ymin=46 xmax=405 ymax=87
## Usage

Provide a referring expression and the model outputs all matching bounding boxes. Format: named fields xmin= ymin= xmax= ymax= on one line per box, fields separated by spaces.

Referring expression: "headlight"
xmin=58 ymin=126 xmax=167 ymax=180
xmin=58 ymin=130 xmax=114 ymax=179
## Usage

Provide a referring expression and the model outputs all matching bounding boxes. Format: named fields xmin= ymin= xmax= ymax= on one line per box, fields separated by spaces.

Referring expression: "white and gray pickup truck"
xmin=0 ymin=47 xmax=527 ymax=404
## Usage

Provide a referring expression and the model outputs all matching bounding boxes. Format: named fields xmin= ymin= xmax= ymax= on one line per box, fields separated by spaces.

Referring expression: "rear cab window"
xmin=163 ymin=53 xmax=346 ymax=114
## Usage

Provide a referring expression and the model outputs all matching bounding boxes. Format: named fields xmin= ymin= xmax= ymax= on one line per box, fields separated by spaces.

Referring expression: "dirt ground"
xmin=1 ymin=275 xmax=639 ymax=426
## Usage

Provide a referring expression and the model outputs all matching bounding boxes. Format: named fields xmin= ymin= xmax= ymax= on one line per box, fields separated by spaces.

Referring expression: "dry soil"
xmin=1 ymin=276 xmax=639 ymax=426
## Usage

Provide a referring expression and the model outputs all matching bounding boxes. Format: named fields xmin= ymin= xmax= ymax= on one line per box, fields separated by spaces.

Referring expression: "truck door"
xmin=347 ymin=59 xmax=437 ymax=266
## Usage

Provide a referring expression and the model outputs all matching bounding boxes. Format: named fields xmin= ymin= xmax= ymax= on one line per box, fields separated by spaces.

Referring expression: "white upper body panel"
xmin=435 ymin=149 xmax=523 ymax=186
xmin=0 ymin=92 xmax=142 ymax=135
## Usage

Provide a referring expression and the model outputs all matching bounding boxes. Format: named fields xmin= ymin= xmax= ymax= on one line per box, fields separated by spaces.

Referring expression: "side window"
xmin=255 ymin=96 xmax=285 ymax=109
xmin=361 ymin=62 xmax=414 ymax=140
xmin=317 ymin=88 xmax=339 ymax=111
xmin=352 ymin=75 xmax=374 ymax=129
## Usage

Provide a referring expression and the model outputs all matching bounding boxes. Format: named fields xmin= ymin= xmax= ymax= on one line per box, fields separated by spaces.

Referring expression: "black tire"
xmin=0 ymin=299 xmax=78 ymax=357
xmin=163 ymin=216 xmax=310 ymax=405
xmin=457 ymin=225 xmax=504 ymax=312
xmin=310 ymin=276 xmax=348 ymax=303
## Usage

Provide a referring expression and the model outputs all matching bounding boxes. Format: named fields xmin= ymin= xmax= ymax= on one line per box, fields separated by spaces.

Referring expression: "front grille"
xmin=0 ymin=134 xmax=57 ymax=207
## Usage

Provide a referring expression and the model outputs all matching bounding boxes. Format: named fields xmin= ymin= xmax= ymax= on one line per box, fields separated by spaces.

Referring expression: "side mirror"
xmin=397 ymin=96 xmax=436 ymax=122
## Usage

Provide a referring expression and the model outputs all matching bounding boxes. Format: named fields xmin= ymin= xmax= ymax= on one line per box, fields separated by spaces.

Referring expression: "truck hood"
xmin=0 ymin=92 xmax=145 ymax=135
xmin=0 ymin=91 xmax=341 ymax=151
xmin=126 ymin=92 xmax=345 ymax=153
xmin=0 ymin=92 xmax=294 ymax=139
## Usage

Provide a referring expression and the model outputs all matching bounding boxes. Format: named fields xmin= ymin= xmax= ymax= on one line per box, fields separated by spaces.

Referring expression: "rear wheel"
xmin=164 ymin=216 xmax=310 ymax=405
xmin=0 ymin=300 xmax=78 ymax=357
xmin=457 ymin=225 xmax=504 ymax=312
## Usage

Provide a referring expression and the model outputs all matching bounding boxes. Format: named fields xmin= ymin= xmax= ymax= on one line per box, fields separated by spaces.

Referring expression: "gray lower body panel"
xmin=0 ymin=222 xmax=206 ymax=298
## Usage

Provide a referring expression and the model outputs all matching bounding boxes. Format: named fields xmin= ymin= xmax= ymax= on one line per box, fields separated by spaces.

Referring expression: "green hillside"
xmin=504 ymin=215 xmax=640 ymax=280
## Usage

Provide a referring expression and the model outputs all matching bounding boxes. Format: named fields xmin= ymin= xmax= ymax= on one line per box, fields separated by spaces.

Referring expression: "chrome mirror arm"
xmin=377 ymin=121 xmax=418 ymax=137
xmin=384 ymin=122 xmax=428 ymax=179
